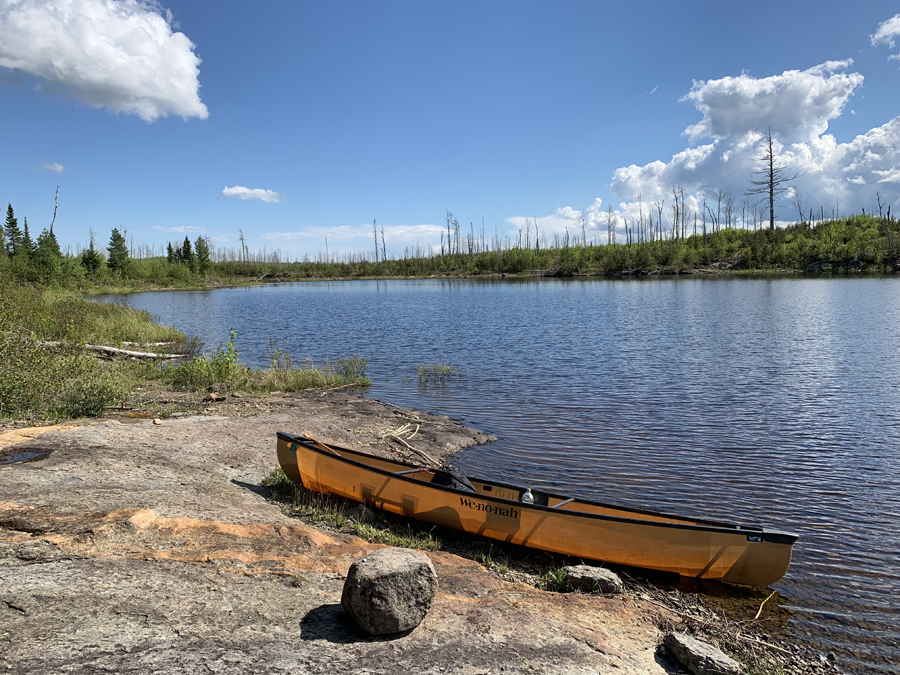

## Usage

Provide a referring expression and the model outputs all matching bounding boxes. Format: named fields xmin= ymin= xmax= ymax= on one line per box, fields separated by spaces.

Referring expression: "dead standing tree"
xmin=745 ymin=127 xmax=802 ymax=230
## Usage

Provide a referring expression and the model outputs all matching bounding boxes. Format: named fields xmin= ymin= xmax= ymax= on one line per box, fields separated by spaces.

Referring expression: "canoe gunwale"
xmin=276 ymin=432 xmax=798 ymax=546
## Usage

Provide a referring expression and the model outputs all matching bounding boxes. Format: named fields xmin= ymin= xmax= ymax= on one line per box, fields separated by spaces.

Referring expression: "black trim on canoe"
xmin=276 ymin=432 xmax=798 ymax=546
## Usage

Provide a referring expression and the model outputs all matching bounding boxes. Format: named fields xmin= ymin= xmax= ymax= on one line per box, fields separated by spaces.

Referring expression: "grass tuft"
xmin=0 ymin=286 xmax=370 ymax=423
xmin=155 ymin=333 xmax=370 ymax=395
xmin=416 ymin=362 xmax=458 ymax=382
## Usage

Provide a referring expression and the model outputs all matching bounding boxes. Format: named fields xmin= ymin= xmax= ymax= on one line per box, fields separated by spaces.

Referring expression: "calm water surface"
xmin=104 ymin=278 xmax=900 ymax=672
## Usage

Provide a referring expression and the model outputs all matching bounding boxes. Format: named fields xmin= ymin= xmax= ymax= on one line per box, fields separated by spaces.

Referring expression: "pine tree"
xmin=181 ymin=236 xmax=195 ymax=272
xmin=166 ymin=242 xmax=175 ymax=264
xmin=194 ymin=235 xmax=212 ymax=275
xmin=4 ymin=204 xmax=23 ymax=256
xmin=22 ymin=217 xmax=35 ymax=257
xmin=34 ymin=228 xmax=63 ymax=282
xmin=36 ymin=228 xmax=61 ymax=257
xmin=81 ymin=235 xmax=103 ymax=274
xmin=107 ymin=228 xmax=130 ymax=273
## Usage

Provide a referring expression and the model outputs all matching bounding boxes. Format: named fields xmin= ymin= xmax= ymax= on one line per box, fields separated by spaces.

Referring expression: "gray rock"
xmin=341 ymin=548 xmax=437 ymax=635
xmin=353 ymin=503 xmax=376 ymax=523
xmin=562 ymin=564 xmax=624 ymax=594
xmin=664 ymin=632 xmax=743 ymax=675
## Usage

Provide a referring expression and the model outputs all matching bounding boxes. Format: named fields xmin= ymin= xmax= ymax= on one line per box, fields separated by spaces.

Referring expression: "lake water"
xmin=102 ymin=277 xmax=900 ymax=673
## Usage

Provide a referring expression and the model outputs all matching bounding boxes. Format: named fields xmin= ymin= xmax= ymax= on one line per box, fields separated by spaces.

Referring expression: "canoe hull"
xmin=277 ymin=433 xmax=795 ymax=586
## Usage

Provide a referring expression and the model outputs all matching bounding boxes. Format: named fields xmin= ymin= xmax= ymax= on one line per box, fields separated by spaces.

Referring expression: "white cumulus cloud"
xmin=41 ymin=161 xmax=64 ymax=172
xmin=506 ymin=199 xmax=607 ymax=240
xmin=683 ymin=61 xmax=862 ymax=142
xmin=261 ymin=222 xmax=447 ymax=259
xmin=265 ymin=223 xmax=444 ymax=243
xmin=0 ymin=0 xmax=208 ymax=122
xmin=220 ymin=186 xmax=284 ymax=203
xmin=606 ymin=60 xmax=899 ymax=226
xmin=151 ymin=225 xmax=204 ymax=233
xmin=872 ymin=13 xmax=900 ymax=62
xmin=516 ymin=58 xmax=899 ymax=238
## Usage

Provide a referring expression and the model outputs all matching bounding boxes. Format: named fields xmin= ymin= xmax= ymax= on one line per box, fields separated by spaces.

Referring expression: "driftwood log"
xmin=34 ymin=340 xmax=189 ymax=360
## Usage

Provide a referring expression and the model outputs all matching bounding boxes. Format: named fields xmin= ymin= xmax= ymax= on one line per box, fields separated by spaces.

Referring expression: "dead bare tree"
xmin=792 ymin=191 xmax=805 ymax=225
xmin=723 ymin=190 xmax=735 ymax=228
xmin=445 ymin=210 xmax=453 ymax=256
xmin=605 ymin=204 xmax=616 ymax=246
xmin=745 ymin=128 xmax=802 ymax=230
xmin=373 ymin=219 xmax=379 ymax=262
xmin=655 ymin=199 xmax=664 ymax=244
xmin=740 ymin=197 xmax=751 ymax=229
xmin=671 ymin=186 xmax=681 ymax=241
xmin=50 ymin=186 xmax=60 ymax=235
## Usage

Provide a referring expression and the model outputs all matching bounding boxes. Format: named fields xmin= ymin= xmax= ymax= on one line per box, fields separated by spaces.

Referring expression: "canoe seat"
xmin=431 ymin=466 xmax=476 ymax=492
xmin=530 ymin=491 xmax=550 ymax=507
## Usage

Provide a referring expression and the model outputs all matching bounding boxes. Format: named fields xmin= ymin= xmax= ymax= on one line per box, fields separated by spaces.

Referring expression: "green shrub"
xmin=56 ymin=373 xmax=123 ymax=418
xmin=417 ymin=362 xmax=458 ymax=382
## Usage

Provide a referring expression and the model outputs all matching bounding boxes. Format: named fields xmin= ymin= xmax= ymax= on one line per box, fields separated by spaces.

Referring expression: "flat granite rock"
xmin=0 ymin=393 xmax=672 ymax=675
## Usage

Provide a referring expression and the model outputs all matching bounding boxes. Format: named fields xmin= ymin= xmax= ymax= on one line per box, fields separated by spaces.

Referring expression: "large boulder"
xmin=341 ymin=547 xmax=437 ymax=635
xmin=562 ymin=564 xmax=624 ymax=594
xmin=663 ymin=632 xmax=743 ymax=675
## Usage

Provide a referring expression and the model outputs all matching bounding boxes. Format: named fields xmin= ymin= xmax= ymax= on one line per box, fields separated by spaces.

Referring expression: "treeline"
xmin=0 ymin=202 xmax=219 ymax=288
xmin=1 ymin=202 xmax=898 ymax=291
xmin=218 ymin=212 xmax=900 ymax=280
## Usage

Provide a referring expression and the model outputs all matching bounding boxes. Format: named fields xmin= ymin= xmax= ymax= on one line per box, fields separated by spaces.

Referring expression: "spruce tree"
xmin=181 ymin=236 xmax=195 ymax=272
xmin=194 ymin=235 xmax=212 ymax=275
xmin=107 ymin=228 xmax=130 ymax=273
xmin=4 ymin=204 xmax=22 ymax=256
xmin=166 ymin=242 xmax=175 ymax=264
xmin=34 ymin=228 xmax=63 ymax=282
xmin=81 ymin=239 xmax=103 ymax=273
xmin=22 ymin=217 xmax=35 ymax=257
xmin=36 ymin=228 xmax=61 ymax=257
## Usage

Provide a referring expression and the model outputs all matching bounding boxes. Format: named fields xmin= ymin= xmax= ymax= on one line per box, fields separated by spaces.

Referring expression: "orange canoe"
xmin=277 ymin=432 xmax=797 ymax=586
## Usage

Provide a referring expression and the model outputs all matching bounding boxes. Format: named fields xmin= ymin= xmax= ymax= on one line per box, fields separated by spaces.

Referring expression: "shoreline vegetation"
xmin=3 ymin=207 xmax=893 ymax=425
xmin=1 ymin=204 xmax=898 ymax=296
xmin=0 ymin=284 xmax=370 ymax=424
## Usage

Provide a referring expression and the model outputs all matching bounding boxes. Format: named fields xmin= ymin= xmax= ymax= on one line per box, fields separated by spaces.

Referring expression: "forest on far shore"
xmin=1 ymin=200 xmax=898 ymax=292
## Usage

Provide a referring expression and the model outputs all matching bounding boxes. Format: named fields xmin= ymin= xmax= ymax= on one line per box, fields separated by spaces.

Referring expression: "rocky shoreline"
xmin=1 ymin=391 xmax=837 ymax=674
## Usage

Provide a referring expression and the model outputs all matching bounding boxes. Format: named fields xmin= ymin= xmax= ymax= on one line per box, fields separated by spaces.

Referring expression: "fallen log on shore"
xmin=33 ymin=340 xmax=189 ymax=360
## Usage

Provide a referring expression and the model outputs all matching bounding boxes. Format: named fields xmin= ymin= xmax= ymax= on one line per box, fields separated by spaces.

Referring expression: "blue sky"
xmin=2 ymin=0 xmax=899 ymax=260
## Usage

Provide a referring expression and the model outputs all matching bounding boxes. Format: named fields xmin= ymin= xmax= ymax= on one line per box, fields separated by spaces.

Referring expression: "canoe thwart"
xmin=396 ymin=467 xmax=435 ymax=476
xmin=551 ymin=497 xmax=576 ymax=509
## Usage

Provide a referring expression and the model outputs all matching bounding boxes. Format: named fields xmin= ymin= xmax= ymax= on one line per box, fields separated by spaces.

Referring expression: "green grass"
xmin=0 ymin=334 xmax=136 ymax=420
xmin=0 ymin=285 xmax=370 ymax=422
xmin=416 ymin=362 xmax=458 ymax=382
xmin=0 ymin=285 xmax=183 ymax=345
xmin=0 ymin=285 xmax=181 ymax=421
xmin=542 ymin=567 xmax=571 ymax=592
xmin=154 ymin=332 xmax=370 ymax=395
xmin=261 ymin=468 xmax=438 ymax=549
